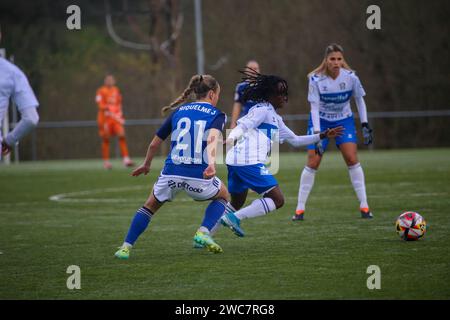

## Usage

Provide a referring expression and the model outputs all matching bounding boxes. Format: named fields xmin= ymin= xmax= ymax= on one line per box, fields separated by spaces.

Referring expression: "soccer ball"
xmin=395 ymin=211 xmax=427 ymax=241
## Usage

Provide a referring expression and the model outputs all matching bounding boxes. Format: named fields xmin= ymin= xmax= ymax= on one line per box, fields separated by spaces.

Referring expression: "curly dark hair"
xmin=239 ymin=67 xmax=288 ymax=103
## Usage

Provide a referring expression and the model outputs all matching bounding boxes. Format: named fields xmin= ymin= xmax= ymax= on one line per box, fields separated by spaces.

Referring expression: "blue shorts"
xmin=307 ymin=115 xmax=357 ymax=152
xmin=227 ymin=164 xmax=278 ymax=195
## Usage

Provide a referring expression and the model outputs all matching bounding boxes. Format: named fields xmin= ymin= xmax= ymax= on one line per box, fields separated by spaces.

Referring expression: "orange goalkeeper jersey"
xmin=95 ymin=85 xmax=124 ymax=124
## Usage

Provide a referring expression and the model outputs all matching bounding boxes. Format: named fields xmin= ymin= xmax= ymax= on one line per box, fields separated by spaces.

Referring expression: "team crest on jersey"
xmin=322 ymin=86 xmax=328 ymax=91
xmin=339 ymin=82 xmax=346 ymax=90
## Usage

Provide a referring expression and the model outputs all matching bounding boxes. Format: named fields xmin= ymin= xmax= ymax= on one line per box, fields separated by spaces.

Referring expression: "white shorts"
xmin=152 ymin=174 xmax=222 ymax=202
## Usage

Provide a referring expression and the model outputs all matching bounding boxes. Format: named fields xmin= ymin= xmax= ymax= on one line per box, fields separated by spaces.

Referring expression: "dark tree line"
xmin=0 ymin=0 xmax=449 ymax=159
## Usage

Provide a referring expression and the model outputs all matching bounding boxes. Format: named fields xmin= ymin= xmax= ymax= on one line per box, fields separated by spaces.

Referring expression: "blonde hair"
xmin=308 ymin=43 xmax=353 ymax=78
xmin=161 ymin=74 xmax=219 ymax=115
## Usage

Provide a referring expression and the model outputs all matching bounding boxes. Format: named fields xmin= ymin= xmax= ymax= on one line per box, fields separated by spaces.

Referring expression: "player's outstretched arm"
xmin=319 ymin=126 xmax=344 ymax=139
xmin=278 ymin=118 xmax=321 ymax=147
xmin=131 ymin=136 xmax=163 ymax=176
xmin=280 ymin=118 xmax=344 ymax=148
xmin=312 ymin=126 xmax=348 ymax=155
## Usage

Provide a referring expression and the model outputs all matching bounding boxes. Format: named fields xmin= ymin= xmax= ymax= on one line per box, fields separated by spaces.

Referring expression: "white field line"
xmin=48 ymin=184 xmax=448 ymax=204
xmin=49 ymin=185 xmax=150 ymax=203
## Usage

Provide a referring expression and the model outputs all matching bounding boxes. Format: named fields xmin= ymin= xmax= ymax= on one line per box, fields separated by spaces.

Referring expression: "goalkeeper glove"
xmin=361 ymin=123 xmax=373 ymax=145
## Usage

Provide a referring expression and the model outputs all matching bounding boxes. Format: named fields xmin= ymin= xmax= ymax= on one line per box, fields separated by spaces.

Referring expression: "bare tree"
xmin=104 ymin=0 xmax=183 ymax=65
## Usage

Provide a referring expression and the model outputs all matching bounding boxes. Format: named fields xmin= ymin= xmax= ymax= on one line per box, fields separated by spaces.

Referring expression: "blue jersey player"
xmin=115 ymin=74 xmax=230 ymax=259
xmin=219 ymin=68 xmax=343 ymax=238
xmin=229 ymin=60 xmax=260 ymax=129
xmin=294 ymin=44 xmax=374 ymax=221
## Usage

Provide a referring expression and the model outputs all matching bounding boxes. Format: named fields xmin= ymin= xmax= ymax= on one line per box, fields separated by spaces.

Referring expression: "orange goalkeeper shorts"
xmin=98 ymin=118 xmax=125 ymax=138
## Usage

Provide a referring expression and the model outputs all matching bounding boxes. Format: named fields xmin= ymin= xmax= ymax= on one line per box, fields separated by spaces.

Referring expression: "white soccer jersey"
xmin=226 ymin=102 xmax=320 ymax=166
xmin=308 ymin=68 xmax=365 ymax=122
xmin=0 ymin=57 xmax=39 ymax=117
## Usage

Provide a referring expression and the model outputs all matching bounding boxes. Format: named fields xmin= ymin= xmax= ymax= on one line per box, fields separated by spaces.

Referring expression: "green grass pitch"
xmin=0 ymin=149 xmax=449 ymax=299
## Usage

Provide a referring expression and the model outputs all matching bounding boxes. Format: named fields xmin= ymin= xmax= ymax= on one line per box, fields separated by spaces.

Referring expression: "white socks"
xmin=296 ymin=163 xmax=369 ymax=212
xmin=296 ymin=166 xmax=316 ymax=211
xmin=210 ymin=199 xmax=277 ymax=235
xmin=348 ymin=163 xmax=369 ymax=209
xmin=122 ymin=242 xmax=133 ymax=249
xmin=234 ymin=198 xmax=276 ymax=220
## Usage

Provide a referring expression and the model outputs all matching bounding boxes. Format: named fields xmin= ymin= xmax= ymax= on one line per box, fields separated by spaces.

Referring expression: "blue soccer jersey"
xmin=234 ymin=81 xmax=258 ymax=117
xmin=156 ymin=102 xmax=226 ymax=179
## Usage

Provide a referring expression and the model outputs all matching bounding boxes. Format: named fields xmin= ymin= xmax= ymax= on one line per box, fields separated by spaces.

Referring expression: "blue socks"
xmin=124 ymin=207 xmax=153 ymax=246
xmin=123 ymin=200 xmax=226 ymax=246
xmin=201 ymin=199 xmax=226 ymax=232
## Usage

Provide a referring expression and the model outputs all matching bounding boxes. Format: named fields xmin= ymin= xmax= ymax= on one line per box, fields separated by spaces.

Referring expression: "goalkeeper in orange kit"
xmin=95 ymin=74 xmax=134 ymax=169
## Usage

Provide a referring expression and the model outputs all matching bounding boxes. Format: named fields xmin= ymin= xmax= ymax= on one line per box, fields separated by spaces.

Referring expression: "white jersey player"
xmin=294 ymin=43 xmax=374 ymax=221
xmin=226 ymin=102 xmax=322 ymax=166
xmin=0 ymin=29 xmax=39 ymax=157
xmin=219 ymin=69 xmax=342 ymax=238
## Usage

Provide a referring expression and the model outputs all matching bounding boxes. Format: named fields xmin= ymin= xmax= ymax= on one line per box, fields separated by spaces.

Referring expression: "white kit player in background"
xmin=0 ymin=26 xmax=39 ymax=158
xmin=293 ymin=43 xmax=374 ymax=221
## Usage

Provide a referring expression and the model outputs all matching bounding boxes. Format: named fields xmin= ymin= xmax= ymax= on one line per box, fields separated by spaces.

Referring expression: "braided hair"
xmin=239 ymin=67 xmax=288 ymax=104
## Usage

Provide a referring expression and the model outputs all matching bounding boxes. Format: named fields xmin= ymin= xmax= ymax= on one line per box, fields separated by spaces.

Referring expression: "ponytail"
xmin=161 ymin=74 xmax=218 ymax=116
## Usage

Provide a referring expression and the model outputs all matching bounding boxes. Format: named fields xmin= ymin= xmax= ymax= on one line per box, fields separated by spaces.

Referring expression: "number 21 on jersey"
xmin=171 ymin=117 xmax=207 ymax=164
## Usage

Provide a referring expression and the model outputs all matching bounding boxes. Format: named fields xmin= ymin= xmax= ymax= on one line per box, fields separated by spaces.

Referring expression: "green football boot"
xmin=114 ymin=246 xmax=130 ymax=260
xmin=193 ymin=231 xmax=223 ymax=253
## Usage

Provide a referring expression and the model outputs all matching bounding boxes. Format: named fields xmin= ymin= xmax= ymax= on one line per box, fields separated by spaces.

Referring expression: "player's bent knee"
xmin=144 ymin=194 xmax=162 ymax=214
xmin=307 ymin=156 xmax=321 ymax=170
xmin=273 ymin=195 xmax=285 ymax=209
xmin=345 ymin=158 xmax=359 ymax=167
xmin=216 ymin=186 xmax=230 ymax=202
xmin=231 ymin=194 xmax=246 ymax=210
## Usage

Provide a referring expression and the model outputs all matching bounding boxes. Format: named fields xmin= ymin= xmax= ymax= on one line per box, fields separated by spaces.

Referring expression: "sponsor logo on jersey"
xmin=167 ymin=180 xmax=203 ymax=193
xmin=168 ymin=180 xmax=177 ymax=189
xmin=179 ymin=181 xmax=203 ymax=193
xmin=320 ymin=90 xmax=352 ymax=103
